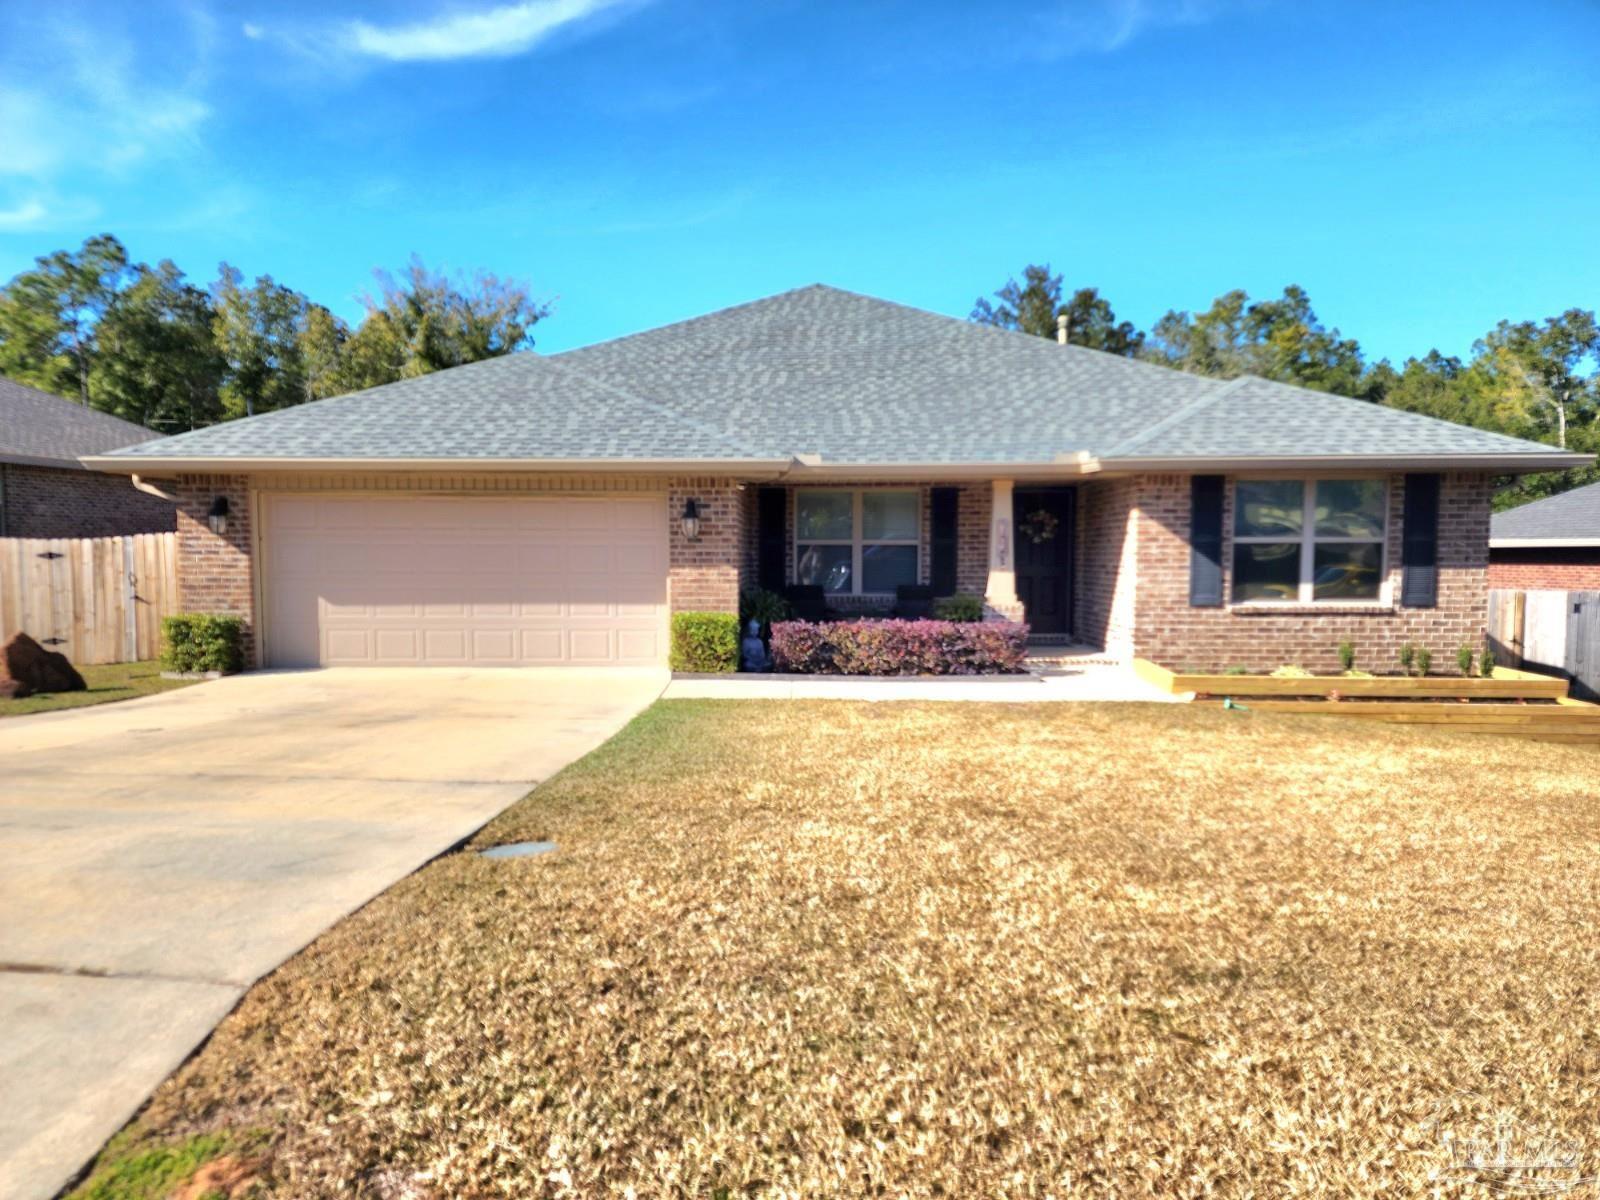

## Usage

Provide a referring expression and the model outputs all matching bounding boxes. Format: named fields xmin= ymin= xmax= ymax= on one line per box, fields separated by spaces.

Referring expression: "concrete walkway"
xmin=0 ymin=667 xmax=664 ymax=1200
xmin=663 ymin=663 xmax=1180 ymax=702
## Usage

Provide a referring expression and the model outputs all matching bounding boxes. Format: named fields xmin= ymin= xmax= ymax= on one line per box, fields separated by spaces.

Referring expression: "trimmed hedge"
xmin=770 ymin=618 xmax=1029 ymax=676
xmin=669 ymin=612 xmax=740 ymax=673
xmin=161 ymin=613 xmax=245 ymax=674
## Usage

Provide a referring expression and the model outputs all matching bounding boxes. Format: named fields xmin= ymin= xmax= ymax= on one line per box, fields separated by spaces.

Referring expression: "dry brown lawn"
xmin=85 ymin=701 xmax=1600 ymax=1198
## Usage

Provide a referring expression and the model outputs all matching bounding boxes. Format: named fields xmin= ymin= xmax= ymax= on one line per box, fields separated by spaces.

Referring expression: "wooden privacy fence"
xmin=1489 ymin=588 xmax=1600 ymax=703
xmin=0 ymin=534 xmax=179 ymax=665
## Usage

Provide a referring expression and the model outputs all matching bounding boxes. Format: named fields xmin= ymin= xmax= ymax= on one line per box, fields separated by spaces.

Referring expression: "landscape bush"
xmin=932 ymin=594 xmax=985 ymax=622
xmin=160 ymin=614 xmax=245 ymax=674
xmin=769 ymin=618 xmax=1028 ymax=675
xmin=668 ymin=612 xmax=740 ymax=673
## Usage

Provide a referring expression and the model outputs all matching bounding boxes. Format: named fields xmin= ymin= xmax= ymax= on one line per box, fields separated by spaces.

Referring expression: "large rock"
xmin=0 ymin=632 xmax=87 ymax=697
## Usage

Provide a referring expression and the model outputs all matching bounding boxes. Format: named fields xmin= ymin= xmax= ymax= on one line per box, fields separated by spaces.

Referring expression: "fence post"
xmin=1511 ymin=591 xmax=1526 ymax=666
xmin=121 ymin=536 xmax=137 ymax=663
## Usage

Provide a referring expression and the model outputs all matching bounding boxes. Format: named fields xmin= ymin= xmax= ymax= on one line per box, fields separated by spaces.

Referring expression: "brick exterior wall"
xmin=174 ymin=474 xmax=257 ymax=663
xmin=1488 ymin=547 xmax=1600 ymax=591
xmin=168 ymin=469 xmax=1496 ymax=673
xmin=1074 ymin=478 xmax=1139 ymax=658
xmin=1 ymin=462 xmax=176 ymax=538
xmin=955 ymin=483 xmax=990 ymax=597
xmin=1115 ymin=471 xmax=1493 ymax=673
xmin=667 ymin=478 xmax=748 ymax=613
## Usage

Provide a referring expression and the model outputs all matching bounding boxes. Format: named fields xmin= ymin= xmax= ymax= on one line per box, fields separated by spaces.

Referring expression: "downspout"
xmin=131 ymin=474 xmax=178 ymax=501
xmin=0 ymin=462 xmax=7 ymax=536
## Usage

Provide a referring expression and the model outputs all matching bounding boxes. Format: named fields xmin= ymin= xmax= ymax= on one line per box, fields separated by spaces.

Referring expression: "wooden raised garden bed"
xmin=1131 ymin=660 xmax=1600 ymax=745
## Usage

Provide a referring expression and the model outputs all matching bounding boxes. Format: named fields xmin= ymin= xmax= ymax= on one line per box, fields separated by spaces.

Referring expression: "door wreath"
xmin=1020 ymin=508 xmax=1059 ymax=544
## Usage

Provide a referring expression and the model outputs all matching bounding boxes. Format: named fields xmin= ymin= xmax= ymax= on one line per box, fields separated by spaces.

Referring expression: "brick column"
xmin=667 ymin=478 xmax=746 ymax=614
xmin=983 ymin=479 xmax=1023 ymax=620
xmin=174 ymin=474 xmax=257 ymax=665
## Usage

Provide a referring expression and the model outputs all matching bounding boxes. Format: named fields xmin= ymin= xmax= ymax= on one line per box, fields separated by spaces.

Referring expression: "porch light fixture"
xmin=207 ymin=495 xmax=230 ymax=535
xmin=681 ymin=498 xmax=702 ymax=541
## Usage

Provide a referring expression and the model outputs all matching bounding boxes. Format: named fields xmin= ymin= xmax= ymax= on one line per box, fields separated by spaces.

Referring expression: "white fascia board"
xmin=1490 ymin=537 xmax=1600 ymax=548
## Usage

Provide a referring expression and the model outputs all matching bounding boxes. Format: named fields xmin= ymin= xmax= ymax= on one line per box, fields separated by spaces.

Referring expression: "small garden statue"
xmin=741 ymin=619 xmax=770 ymax=672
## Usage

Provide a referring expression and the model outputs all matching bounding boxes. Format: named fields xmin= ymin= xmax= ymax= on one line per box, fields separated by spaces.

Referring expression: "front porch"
xmin=747 ymin=477 xmax=1114 ymax=651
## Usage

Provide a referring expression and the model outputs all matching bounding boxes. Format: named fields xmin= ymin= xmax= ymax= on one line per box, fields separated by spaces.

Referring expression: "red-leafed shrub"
xmin=769 ymin=619 xmax=1029 ymax=676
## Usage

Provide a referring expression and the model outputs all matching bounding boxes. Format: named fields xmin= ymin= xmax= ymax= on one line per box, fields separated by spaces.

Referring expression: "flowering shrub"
xmin=769 ymin=618 xmax=1029 ymax=676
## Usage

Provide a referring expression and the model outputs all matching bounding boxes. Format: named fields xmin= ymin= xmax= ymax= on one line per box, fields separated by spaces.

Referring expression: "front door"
xmin=1013 ymin=488 xmax=1075 ymax=636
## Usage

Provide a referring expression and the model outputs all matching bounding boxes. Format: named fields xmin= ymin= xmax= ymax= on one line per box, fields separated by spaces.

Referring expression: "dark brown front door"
xmin=1014 ymin=488 xmax=1075 ymax=635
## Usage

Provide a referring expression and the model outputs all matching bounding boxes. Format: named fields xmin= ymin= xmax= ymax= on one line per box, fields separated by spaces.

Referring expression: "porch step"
xmin=1025 ymin=641 xmax=1123 ymax=672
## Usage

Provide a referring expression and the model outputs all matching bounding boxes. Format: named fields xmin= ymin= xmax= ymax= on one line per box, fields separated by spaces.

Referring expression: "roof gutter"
xmin=83 ymin=455 xmax=796 ymax=475
xmin=1094 ymin=452 xmax=1596 ymax=475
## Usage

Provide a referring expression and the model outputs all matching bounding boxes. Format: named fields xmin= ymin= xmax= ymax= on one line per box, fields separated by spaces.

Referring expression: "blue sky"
xmin=0 ymin=0 xmax=1596 ymax=363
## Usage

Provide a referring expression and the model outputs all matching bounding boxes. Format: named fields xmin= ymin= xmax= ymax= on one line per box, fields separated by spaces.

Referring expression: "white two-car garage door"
xmin=262 ymin=494 xmax=668 ymax=667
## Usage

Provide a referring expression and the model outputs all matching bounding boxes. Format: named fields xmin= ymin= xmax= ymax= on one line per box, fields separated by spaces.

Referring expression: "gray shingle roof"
xmin=107 ymin=352 xmax=770 ymax=462
xmin=1492 ymin=481 xmax=1600 ymax=543
xmin=99 ymin=285 xmax=1581 ymax=469
xmin=1105 ymin=374 xmax=1565 ymax=461
xmin=0 ymin=377 xmax=161 ymax=467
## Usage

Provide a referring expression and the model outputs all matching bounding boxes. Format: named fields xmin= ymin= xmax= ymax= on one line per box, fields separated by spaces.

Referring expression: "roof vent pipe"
xmin=1057 ymin=313 xmax=1069 ymax=345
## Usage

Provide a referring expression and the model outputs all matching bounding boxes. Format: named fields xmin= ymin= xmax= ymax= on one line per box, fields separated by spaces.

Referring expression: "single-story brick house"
xmin=1489 ymin=481 xmax=1600 ymax=590
xmin=87 ymin=286 xmax=1589 ymax=672
xmin=0 ymin=377 xmax=176 ymax=537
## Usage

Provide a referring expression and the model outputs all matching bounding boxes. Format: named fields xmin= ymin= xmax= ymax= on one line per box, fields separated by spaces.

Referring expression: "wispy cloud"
xmin=345 ymin=0 xmax=634 ymax=63
xmin=0 ymin=199 xmax=51 ymax=232
xmin=1031 ymin=0 xmax=1253 ymax=58
xmin=0 ymin=5 xmax=217 ymax=235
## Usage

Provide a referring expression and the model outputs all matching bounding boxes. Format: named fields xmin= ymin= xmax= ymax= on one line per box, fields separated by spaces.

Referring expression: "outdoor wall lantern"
xmin=681 ymin=498 xmax=702 ymax=541
xmin=208 ymin=496 xmax=231 ymax=535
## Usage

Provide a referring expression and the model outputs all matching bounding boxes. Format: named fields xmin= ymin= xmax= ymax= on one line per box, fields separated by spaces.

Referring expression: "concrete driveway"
xmin=0 ymin=667 xmax=664 ymax=1200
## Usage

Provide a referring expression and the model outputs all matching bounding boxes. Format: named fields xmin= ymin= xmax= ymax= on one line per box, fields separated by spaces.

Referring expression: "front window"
xmin=1232 ymin=479 xmax=1385 ymax=603
xmin=796 ymin=489 xmax=920 ymax=594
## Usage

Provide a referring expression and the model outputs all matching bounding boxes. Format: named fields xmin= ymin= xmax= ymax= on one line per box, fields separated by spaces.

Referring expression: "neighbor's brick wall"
xmin=668 ymin=477 xmax=747 ymax=614
xmin=1074 ymin=478 xmax=1140 ymax=658
xmin=1129 ymin=472 xmax=1493 ymax=673
xmin=1 ymin=462 xmax=176 ymax=538
xmin=1488 ymin=548 xmax=1600 ymax=591
xmin=174 ymin=474 xmax=257 ymax=663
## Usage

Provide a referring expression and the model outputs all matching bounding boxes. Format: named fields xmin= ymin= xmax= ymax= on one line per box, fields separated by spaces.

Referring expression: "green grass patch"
xmin=0 ymin=660 xmax=199 ymax=718
xmin=66 ymin=1131 xmax=234 ymax=1200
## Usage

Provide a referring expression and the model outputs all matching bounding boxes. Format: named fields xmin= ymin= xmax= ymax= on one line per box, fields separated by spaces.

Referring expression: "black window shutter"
xmin=1401 ymin=473 xmax=1440 ymax=608
xmin=756 ymin=487 xmax=787 ymax=592
xmin=1189 ymin=475 xmax=1225 ymax=607
xmin=931 ymin=487 xmax=959 ymax=596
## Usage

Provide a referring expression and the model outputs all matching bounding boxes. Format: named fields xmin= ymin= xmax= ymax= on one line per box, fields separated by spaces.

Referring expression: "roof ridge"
xmin=1099 ymin=375 xmax=1254 ymax=458
xmin=533 ymin=354 xmax=773 ymax=459
xmin=549 ymin=284 xmax=838 ymax=359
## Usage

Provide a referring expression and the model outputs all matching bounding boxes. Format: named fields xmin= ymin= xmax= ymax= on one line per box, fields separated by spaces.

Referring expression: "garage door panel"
xmin=326 ymin=629 xmax=372 ymax=662
xmin=569 ymin=629 xmax=614 ymax=661
xmin=375 ymin=630 xmax=420 ymax=661
xmin=266 ymin=495 xmax=668 ymax=667
xmin=471 ymin=629 xmax=517 ymax=661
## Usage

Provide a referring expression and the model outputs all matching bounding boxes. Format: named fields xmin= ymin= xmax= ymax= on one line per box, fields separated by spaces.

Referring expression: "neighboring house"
xmin=0 ymin=378 xmax=176 ymax=538
xmin=87 ymin=286 xmax=1588 ymax=672
xmin=1489 ymin=482 xmax=1600 ymax=590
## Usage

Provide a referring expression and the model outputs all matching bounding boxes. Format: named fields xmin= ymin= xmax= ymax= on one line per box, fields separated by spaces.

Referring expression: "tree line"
xmin=0 ymin=234 xmax=548 ymax=433
xmin=974 ymin=265 xmax=1599 ymax=506
xmin=2 ymin=240 xmax=1593 ymax=509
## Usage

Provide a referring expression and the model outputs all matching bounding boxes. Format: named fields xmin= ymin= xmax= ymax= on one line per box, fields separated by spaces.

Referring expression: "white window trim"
xmin=794 ymin=488 xmax=920 ymax=596
xmin=1230 ymin=477 xmax=1389 ymax=606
